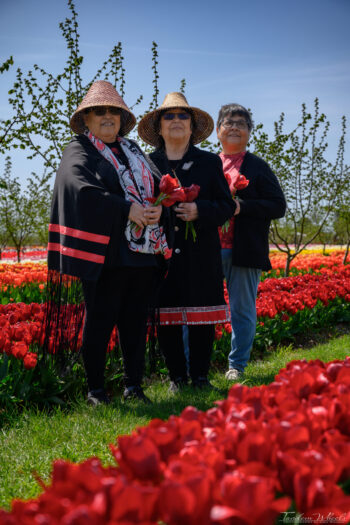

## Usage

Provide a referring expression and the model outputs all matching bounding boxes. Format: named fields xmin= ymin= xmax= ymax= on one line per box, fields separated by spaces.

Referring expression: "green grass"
xmin=0 ymin=334 xmax=349 ymax=510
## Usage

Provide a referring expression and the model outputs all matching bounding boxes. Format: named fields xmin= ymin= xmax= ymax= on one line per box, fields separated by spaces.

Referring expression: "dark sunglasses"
xmin=85 ymin=106 xmax=121 ymax=116
xmin=162 ymin=112 xmax=191 ymax=121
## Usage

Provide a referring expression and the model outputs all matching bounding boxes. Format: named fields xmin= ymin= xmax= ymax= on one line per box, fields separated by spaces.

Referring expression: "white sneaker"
xmin=225 ymin=368 xmax=241 ymax=381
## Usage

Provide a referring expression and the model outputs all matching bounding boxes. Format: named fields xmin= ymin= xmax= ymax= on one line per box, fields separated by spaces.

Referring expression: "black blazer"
xmin=231 ymin=152 xmax=286 ymax=271
xmin=150 ymin=145 xmax=235 ymax=308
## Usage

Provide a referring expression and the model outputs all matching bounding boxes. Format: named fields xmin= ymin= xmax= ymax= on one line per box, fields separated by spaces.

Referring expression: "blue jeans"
xmin=221 ymin=249 xmax=261 ymax=372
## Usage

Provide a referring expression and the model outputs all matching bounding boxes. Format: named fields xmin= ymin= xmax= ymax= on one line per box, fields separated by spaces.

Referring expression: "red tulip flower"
xmin=162 ymin=187 xmax=187 ymax=207
xmin=234 ymin=173 xmax=249 ymax=191
xmin=146 ymin=174 xmax=186 ymax=208
xmin=159 ymin=173 xmax=180 ymax=194
xmin=222 ymin=172 xmax=249 ymax=233
xmin=183 ymin=184 xmax=200 ymax=202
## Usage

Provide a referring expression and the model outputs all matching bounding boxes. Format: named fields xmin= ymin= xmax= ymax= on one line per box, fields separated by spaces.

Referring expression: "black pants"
xmin=158 ymin=324 xmax=215 ymax=382
xmin=81 ymin=266 xmax=157 ymax=390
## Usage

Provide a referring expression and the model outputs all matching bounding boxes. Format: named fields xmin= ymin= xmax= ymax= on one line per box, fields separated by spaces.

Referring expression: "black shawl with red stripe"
xmin=48 ymin=134 xmax=158 ymax=280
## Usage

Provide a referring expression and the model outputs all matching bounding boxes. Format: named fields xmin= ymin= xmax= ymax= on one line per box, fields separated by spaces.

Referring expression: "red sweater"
xmin=218 ymin=151 xmax=246 ymax=249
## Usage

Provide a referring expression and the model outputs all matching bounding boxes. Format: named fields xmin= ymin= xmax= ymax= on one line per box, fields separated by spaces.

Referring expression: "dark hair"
xmin=216 ymin=103 xmax=253 ymax=131
xmin=154 ymin=108 xmax=197 ymax=149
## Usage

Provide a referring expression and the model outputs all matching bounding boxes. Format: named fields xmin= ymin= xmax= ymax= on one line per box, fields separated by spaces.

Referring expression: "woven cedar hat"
xmin=70 ymin=80 xmax=136 ymax=136
xmin=138 ymin=92 xmax=214 ymax=147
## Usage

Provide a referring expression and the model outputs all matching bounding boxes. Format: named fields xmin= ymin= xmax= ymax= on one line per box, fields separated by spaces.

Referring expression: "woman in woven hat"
xmin=138 ymin=92 xmax=235 ymax=390
xmin=47 ymin=80 xmax=172 ymax=405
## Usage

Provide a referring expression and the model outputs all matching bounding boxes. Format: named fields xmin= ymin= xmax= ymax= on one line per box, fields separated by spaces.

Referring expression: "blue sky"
xmin=1 ymin=0 xmax=349 ymax=184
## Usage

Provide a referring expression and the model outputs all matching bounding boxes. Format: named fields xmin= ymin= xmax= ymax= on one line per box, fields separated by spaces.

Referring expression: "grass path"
xmin=0 ymin=334 xmax=349 ymax=509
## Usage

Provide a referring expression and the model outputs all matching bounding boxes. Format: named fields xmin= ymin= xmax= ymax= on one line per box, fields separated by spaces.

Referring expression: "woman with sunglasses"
xmin=46 ymin=81 xmax=172 ymax=405
xmin=138 ymin=93 xmax=235 ymax=391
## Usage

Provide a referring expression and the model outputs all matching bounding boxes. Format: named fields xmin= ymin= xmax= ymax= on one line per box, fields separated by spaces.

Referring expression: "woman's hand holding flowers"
xmin=175 ymin=184 xmax=201 ymax=241
xmin=144 ymin=204 xmax=162 ymax=225
xmin=129 ymin=202 xmax=148 ymax=229
xmin=175 ymin=202 xmax=198 ymax=221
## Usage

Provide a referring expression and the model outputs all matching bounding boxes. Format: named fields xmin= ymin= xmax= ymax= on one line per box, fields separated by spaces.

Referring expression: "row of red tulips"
xmin=0 ymin=249 xmax=47 ymax=261
xmin=270 ymin=250 xmax=350 ymax=273
xmin=256 ymin=266 xmax=350 ymax=318
xmin=1 ymin=266 xmax=350 ymax=367
xmin=214 ymin=267 xmax=350 ymax=344
xmin=0 ymin=263 xmax=47 ymax=289
xmin=0 ymin=303 xmax=44 ymax=369
xmin=1 ymin=250 xmax=349 ymax=293
xmin=0 ymin=302 xmax=120 ymax=369
xmin=1 ymin=358 xmax=349 ymax=524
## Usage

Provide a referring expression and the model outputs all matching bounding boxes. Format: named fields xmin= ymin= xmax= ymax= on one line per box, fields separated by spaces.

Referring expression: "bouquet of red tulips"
xmin=146 ymin=174 xmax=186 ymax=207
xmin=148 ymin=174 xmax=200 ymax=242
xmin=222 ymin=171 xmax=249 ymax=233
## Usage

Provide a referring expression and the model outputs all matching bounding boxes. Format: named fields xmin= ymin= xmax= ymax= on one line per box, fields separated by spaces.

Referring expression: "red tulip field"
xmin=0 ymin=249 xmax=349 ymax=523
xmin=1 ymin=250 xmax=350 ymax=370
xmin=1 ymin=357 xmax=350 ymax=523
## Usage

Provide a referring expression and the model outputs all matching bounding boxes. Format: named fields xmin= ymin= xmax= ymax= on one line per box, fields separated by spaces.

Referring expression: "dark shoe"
xmin=192 ymin=376 xmax=217 ymax=391
xmin=123 ymin=385 xmax=152 ymax=404
xmin=87 ymin=389 xmax=111 ymax=406
xmin=169 ymin=376 xmax=188 ymax=393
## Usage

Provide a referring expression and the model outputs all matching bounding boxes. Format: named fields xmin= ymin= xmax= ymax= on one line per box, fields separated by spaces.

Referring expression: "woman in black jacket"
xmin=138 ymin=92 xmax=235 ymax=391
xmin=47 ymin=81 xmax=171 ymax=405
xmin=216 ymin=103 xmax=286 ymax=381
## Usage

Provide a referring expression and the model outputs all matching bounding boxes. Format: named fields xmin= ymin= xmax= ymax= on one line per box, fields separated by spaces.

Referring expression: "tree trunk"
xmin=343 ymin=241 xmax=350 ymax=265
xmin=16 ymin=247 xmax=21 ymax=263
xmin=285 ymin=255 xmax=292 ymax=276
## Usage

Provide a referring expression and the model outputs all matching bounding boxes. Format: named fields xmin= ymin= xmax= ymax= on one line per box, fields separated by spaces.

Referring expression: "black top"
xmin=168 ymin=159 xmax=181 ymax=171
xmin=231 ymin=151 xmax=286 ymax=271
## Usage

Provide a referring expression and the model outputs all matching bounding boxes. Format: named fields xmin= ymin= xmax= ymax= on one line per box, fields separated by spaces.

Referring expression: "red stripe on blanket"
xmin=49 ymin=224 xmax=110 ymax=244
xmin=48 ymin=243 xmax=105 ymax=264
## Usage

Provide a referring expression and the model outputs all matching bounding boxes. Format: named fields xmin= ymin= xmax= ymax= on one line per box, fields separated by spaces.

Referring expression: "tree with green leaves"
xmin=333 ymin=199 xmax=350 ymax=264
xmin=0 ymin=157 xmax=51 ymax=261
xmin=0 ymin=0 xmax=173 ymax=172
xmin=0 ymin=158 xmax=12 ymax=259
xmin=0 ymin=190 xmax=9 ymax=260
xmin=251 ymin=99 xmax=348 ymax=275
xmin=0 ymin=1 xmax=128 ymax=173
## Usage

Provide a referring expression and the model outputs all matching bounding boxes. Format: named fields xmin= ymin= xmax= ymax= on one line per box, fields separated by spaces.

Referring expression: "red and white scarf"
xmin=85 ymin=131 xmax=171 ymax=259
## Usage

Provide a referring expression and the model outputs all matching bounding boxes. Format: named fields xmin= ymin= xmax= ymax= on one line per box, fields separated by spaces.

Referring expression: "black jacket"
xmin=150 ymin=145 xmax=235 ymax=308
xmin=231 ymin=151 xmax=286 ymax=271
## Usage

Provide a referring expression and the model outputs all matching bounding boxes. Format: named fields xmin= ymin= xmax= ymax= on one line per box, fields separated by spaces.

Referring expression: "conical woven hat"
xmin=138 ymin=92 xmax=214 ymax=146
xmin=70 ymin=80 xmax=136 ymax=136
